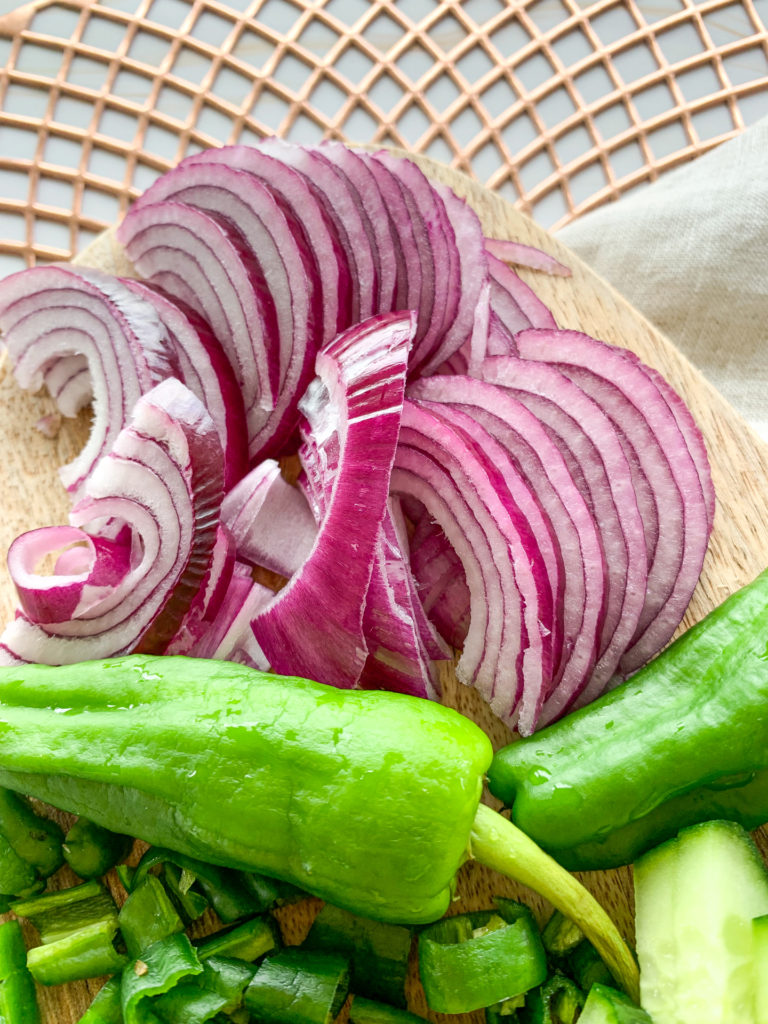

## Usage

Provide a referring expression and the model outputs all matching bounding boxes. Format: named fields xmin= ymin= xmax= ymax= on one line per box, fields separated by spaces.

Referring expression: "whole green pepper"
xmin=0 ymin=655 xmax=637 ymax=999
xmin=488 ymin=567 xmax=768 ymax=870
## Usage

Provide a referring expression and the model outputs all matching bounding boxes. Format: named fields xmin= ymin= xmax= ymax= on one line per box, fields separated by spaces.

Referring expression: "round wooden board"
xmin=2 ymin=153 xmax=768 ymax=1022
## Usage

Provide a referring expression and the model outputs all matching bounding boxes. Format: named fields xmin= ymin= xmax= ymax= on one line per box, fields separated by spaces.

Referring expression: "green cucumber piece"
xmin=753 ymin=914 xmax=768 ymax=1024
xmin=635 ymin=819 xmax=768 ymax=1023
xmin=579 ymin=983 xmax=652 ymax=1023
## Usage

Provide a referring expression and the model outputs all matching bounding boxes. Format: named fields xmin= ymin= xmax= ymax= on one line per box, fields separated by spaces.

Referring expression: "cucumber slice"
xmin=753 ymin=915 xmax=768 ymax=1024
xmin=579 ymin=983 xmax=652 ymax=1023
xmin=635 ymin=820 xmax=768 ymax=1023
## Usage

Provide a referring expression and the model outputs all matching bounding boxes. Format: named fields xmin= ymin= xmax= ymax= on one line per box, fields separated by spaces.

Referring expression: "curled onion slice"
xmin=250 ymin=312 xmax=416 ymax=689
xmin=0 ymin=378 xmax=225 ymax=663
xmin=117 ymin=199 xmax=280 ymax=455
xmin=0 ymin=264 xmax=173 ymax=495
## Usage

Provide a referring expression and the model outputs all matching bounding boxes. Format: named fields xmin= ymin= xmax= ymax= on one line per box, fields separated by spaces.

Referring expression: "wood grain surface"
xmin=1 ymin=154 xmax=767 ymax=1022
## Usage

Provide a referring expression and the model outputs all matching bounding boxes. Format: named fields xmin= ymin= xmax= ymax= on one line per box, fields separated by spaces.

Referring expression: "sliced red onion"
xmin=515 ymin=327 xmax=711 ymax=679
xmin=221 ymin=460 xmax=317 ymax=578
xmin=251 ymin=312 xmax=416 ymax=689
xmin=485 ymin=237 xmax=571 ymax=277
xmin=124 ymin=161 xmax=324 ymax=461
xmin=488 ymin=253 xmax=557 ymax=333
xmin=192 ymin=564 xmax=275 ymax=663
xmin=43 ymin=354 xmax=90 ymax=415
xmin=408 ymin=512 xmax=470 ymax=650
xmin=165 ymin=524 xmax=236 ymax=656
xmin=358 ymin=503 xmax=444 ymax=700
xmin=409 ymin=375 xmax=605 ymax=721
xmin=123 ymin=279 xmax=248 ymax=490
xmin=255 ymin=137 xmax=376 ymax=323
xmin=0 ymin=264 xmax=173 ymax=495
xmin=480 ymin=355 xmax=648 ymax=700
xmin=187 ymin=144 xmax=351 ymax=343
xmin=117 ymin=199 xmax=280 ymax=456
xmin=8 ymin=526 xmax=131 ymax=624
xmin=0 ymin=378 xmax=225 ymax=663
xmin=371 ymin=151 xmax=456 ymax=369
xmin=417 ymin=183 xmax=490 ymax=377
xmin=316 ymin=142 xmax=399 ymax=313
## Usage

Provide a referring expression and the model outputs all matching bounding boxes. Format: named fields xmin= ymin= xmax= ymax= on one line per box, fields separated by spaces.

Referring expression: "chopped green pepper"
xmin=194 ymin=915 xmax=280 ymax=963
xmin=516 ymin=972 xmax=584 ymax=1024
xmin=77 ymin=977 xmax=123 ymax=1024
xmin=303 ymin=904 xmax=411 ymax=1006
xmin=244 ymin=949 xmax=350 ymax=1024
xmin=0 ymin=919 xmax=41 ymax=1024
xmin=418 ymin=900 xmax=547 ymax=1013
xmin=11 ymin=880 xmax=118 ymax=944
xmin=349 ymin=996 xmax=426 ymax=1024
xmin=121 ymin=933 xmax=202 ymax=1024
xmin=488 ymin=567 xmax=768 ymax=870
xmin=26 ymin=917 xmax=128 ymax=985
xmin=0 ymin=655 xmax=638 ymax=999
xmin=0 ymin=789 xmax=63 ymax=879
xmin=151 ymin=955 xmax=255 ymax=1023
xmin=118 ymin=875 xmax=185 ymax=959
xmin=63 ymin=817 xmax=132 ymax=880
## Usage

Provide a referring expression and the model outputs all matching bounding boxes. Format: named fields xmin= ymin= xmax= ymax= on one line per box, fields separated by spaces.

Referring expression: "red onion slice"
xmin=515 ymin=327 xmax=711 ymax=678
xmin=8 ymin=526 xmax=131 ymax=624
xmin=0 ymin=265 xmax=173 ymax=495
xmin=255 ymin=137 xmax=377 ymax=323
xmin=187 ymin=144 xmax=350 ymax=343
xmin=221 ymin=460 xmax=317 ymax=578
xmin=250 ymin=312 xmax=416 ymax=689
xmin=488 ymin=254 xmax=557 ymax=334
xmin=409 ymin=374 xmax=605 ymax=720
xmin=480 ymin=355 xmax=648 ymax=699
xmin=485 ymin=238 xmax=571 ymax=277
xmin=125 ymin=161 xmax=324 ymax=461
xmin=0 ymin=378 xmax=225 ymax=663
xmin=117 ymin=199 xmax=280 ymax=456
xmin=123 ymin=279 xmax=248 ymax=490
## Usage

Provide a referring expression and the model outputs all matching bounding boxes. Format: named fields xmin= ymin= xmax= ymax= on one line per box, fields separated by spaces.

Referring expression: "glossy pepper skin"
xmin=488 ymin=567 xmax=768 ymax=870
xmin=0 ymin=655 xmax=491 ymax=924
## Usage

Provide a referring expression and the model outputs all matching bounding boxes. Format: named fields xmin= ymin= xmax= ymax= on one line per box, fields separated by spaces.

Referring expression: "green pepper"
xmin=0 ymin=655 xmax=638 ymax=999
xmin=118 ymin=875 xmax=185 ymax=959
xmin=488 ymin=567 xmax=768 ymax=870
xmin=303 ymin=904 xmax=411 ymax=1006
xmin=244 ymin=949 xmax=350 ymax=1024
xmin=27 ymin=917 xmax=128 ymax=985
xmin=152 ymin=955 xmax=256 ymax=1023
xmin=515 ymin=972 xmax=584 ymax=1024
xmin=0 ymin=788 xmax=63 ymax=879
xmin=0 ymin=919 xmax=41 ymax=1024
xmin=194 ymin=915 xmax=280 ymax=962
xmin=349 ymin=996 xmax=426 ymax=1024
xmin=418 ymin=900 xmax=547 ymax=1013
xmin=63 ymin=817 xmax=132 ymax=880
xmin=77 ymin=977 xmax=123 ymax=1024
xmin=121 ymin=933 xmax=202 ymax=1024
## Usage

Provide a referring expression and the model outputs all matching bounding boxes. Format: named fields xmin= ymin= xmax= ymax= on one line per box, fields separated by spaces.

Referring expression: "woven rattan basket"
xmin=0 ymin=0 xmax=766 ymax=267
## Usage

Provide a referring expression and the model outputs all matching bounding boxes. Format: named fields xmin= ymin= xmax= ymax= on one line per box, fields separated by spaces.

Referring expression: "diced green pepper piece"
xmin=162 ymin=864 xmax=209 ymax=924
xmin=239 ymin=871 xmax=306 ymax=910
xmin=130 ymin=848 xmax=262 ymax=923
xmin=195 ymin=915 xmax=279 ymax=963
xmin=567 ymin=940 xmax=613 ymax=993
xmin=303 ymin=904 xmax=412 ymax=1006
xmin=63 ymin=818 xmax=133 ymax=880
xmin=27 ymin=918 xmax=128 ymax=985
xmin=152 ymin=956 xmax=256 ymax=1024
xmin=115 ymin=863 xmax=134 ymax=893
xmin=0 ymin=919 xmax=41 ymax=1024
xmin=244 ymin=949 xmax=350 ymax=1024
xmin=349 ymin=996 xmax=427 ymax=1024
xmin=121 ymin=933 xmax=202 ymax=1024
xmin=578 ymin=983 xmax=652 ymax=1023
xmin=516 ymin=971 xmax=584 ymax=1024
xmin=118 ymin=876 xmax=184 ymax=959
xmin=418 ymin=900 xmax=547 ymax=1014
xmin=11 ymin=880 xmax=118 ymax=945
xmin=541 ymin=911 xmax=584 ymax=958
xmin=77 ymin=976 xmax=123 ymax=1024
xmin=0 ymin=789 xmax=63 ymax=879
xmin=0 ymin=835 xmax=42 ymax=900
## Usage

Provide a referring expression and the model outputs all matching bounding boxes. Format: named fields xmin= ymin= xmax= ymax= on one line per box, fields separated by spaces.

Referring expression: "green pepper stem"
xmin=469 ymin=803 xmax=639 ymax=1003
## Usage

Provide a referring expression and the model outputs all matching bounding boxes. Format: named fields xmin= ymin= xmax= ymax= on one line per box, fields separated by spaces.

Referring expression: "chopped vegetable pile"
xmin=0 ymin=141 xmax=713 ymax=734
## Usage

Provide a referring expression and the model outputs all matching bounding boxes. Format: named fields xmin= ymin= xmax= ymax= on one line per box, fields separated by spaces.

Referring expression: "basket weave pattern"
xmin=0 ymin=0 xmax=766 ymax=268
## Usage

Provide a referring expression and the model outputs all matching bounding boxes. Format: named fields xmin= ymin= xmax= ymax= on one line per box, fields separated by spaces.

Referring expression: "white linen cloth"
xmin=558 ymin=117 xmax=768 ymax=441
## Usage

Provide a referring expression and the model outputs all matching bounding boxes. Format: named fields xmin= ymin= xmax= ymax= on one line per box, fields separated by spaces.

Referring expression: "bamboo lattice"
xmin=0 ymin=0 xmax=766 ymax=270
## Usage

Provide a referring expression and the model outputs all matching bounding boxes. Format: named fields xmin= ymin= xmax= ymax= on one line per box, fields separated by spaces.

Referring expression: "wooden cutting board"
xmin=1 ymin=154 xmax=768 ymax=1022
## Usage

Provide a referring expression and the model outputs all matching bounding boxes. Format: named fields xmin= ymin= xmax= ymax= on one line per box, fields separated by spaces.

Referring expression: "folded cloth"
xmin=558 ymin=117 xmax=768 ymax=441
